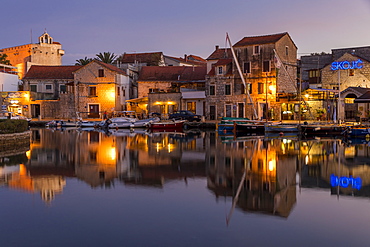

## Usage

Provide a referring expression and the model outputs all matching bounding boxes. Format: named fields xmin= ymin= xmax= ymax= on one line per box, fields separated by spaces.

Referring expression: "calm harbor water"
xmin=1 ymin=128 xmax=370 ymax=247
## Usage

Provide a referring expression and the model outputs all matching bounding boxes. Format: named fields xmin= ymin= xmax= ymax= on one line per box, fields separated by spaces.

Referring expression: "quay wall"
xmin=0 ymin=131 xmax=31 ymax=157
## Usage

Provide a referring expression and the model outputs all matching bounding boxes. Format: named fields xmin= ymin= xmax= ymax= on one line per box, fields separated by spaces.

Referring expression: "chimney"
xmin=215 ymin=45 xmax=219 ymax=50
xmin=184 ymin=54 xmax=187 ymax=61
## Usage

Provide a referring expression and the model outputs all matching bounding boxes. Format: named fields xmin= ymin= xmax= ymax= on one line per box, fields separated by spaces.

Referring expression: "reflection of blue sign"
xmin=330 ymin=174 xmax=362 ymax=190
xmin=331 ymin=59 xmax=363 ymax=70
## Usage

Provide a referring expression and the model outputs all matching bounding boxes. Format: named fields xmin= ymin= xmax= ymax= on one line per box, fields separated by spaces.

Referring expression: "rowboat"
xmin=265 ymin=123 xmax=299 ymax=133
xmin=148 ymin=120 xmax=185 ymax=130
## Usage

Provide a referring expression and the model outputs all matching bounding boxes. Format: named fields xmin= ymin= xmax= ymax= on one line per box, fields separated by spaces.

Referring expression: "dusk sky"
xmin=2 ymin=0 xmax=370 ymax=65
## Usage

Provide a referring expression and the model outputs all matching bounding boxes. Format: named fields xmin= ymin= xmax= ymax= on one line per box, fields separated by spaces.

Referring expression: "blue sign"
xmin=331 ymin=59 xmax=363 ymax=70
xmin=330 ymin=174 xmax=362 ymax=190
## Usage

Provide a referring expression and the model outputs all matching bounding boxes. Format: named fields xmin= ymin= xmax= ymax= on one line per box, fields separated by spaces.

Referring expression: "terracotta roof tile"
xmin=165 ymin=55 xmax=206 ymax=66
xmin=207 ymin=48 xmax=232 ymax=60
xmin=93 ymin=60 xmax=126 ymax=75
xmin=121 ymin=52 xmax=163 ymax=63
xmin=233 ymin=32 xmax=288 ymax=47
xmin=23 ymin=65 xmax=82 ymax=79
xmin=138 ymin=66 xmax=206 ymax=81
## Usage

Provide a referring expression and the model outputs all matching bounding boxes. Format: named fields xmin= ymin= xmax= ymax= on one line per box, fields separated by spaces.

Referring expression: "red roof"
xmin=165 ymin=55 xmax=206 ymax=66
xmin=207 ymin=48 xmax=232 ymax=60
xmin=121 ymin=52 xmax=163 ymax=64
xmin=207 ymin=59 xmax=233 ymax=76
xmin=138 ymin=66 xmax=207 ymax=81
xmin=23 ymin=65 xmax=82 ymax=79
xmin=93 ymin=60 xmax=126 ymax=75
xmin=233 ymin=32 xmax=288 ymax=47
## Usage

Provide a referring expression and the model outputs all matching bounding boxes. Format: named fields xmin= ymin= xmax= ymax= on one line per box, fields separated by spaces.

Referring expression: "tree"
xmin=75 ymin=57 xmax=93 ymax=66
xmin=95 ymin=52 xmax=117 ymax=64
xmin=0 ymin=54 xmax=11 ymax=65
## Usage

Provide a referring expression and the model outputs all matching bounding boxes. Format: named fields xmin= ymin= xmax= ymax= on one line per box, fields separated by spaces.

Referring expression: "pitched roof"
xmin=138 ymin=66 xmax=207 ymax=81
xmin=121 ymin=52 xmax=163 ymax=64
xmin=187 ymin=55 xmax=206 ymax=62
xmin=207 ymin=59 xmax=233 ymax=76
xmin=164 ymin=55 xmax=206 ymax=66
xmin=207 ymin=48 xmax=232 ymax=60
xmin=93 ymin=60 xmax=126 ymax=75
xmin=23 ymin=65 xmax=82 ymax=79
xmin=233 ymin=32 xmax=288 ymax=47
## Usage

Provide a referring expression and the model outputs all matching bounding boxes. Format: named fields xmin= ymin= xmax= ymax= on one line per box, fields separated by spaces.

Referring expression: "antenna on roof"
xmin=30 ymin=29 xmax=33 ymax=43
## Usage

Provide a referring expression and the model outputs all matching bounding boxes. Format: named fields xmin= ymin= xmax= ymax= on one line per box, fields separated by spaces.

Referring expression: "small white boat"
xmin=107 ymin=117 xmax=160 ymax=129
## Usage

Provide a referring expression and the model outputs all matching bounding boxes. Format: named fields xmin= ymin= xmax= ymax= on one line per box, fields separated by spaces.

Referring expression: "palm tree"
xmin=75 ymin=57 xmax=93 ymax=66
xmin=0 ymin=54 xmax=11 ymax=65
xmin=95 ymin=52 xmax=117 ymax=64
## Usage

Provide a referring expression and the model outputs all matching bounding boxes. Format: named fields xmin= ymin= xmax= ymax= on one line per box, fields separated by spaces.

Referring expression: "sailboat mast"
xmin=226 ymin=33 xmax=258 ymax=119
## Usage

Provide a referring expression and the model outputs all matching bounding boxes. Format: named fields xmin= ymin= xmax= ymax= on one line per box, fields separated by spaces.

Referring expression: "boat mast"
xmin=226 ymin=33 xmax=258 ymax=119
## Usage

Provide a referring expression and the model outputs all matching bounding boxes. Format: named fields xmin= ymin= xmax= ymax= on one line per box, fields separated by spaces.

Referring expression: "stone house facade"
xmin=22 ymin=61 xmax=130 ymax=119
xmin=134 ymin=66 xmax=207 ymax=117
xmin=73 ymin=60 xmax=130 ymax=118
xmin=22 ymin=65 xmax=81 ymax=119
xmin=321 ymin=53 xmax=370 ymax=121
xmin=205 ymin=32 xmax=298 ymax=120
xmin=0 ymin=31 xmax=64 ymax=79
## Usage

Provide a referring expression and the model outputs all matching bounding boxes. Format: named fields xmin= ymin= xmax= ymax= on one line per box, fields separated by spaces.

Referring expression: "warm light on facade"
xmin=26 ymin=150 xmax=31 ymax=159
xmin=109 ymin=147 xmax=116 ymax=160
xmin=268 ymin=160 xmax=276 ymax=172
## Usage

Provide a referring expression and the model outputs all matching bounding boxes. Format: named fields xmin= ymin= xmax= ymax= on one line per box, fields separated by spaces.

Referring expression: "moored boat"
xmin=300 ymin=124 xmax=346 ymax=137
xmin=148 ymin=120 xmax=185 ymax=130
xmin=347 ymin=126 xmax=370 ymax=137
xmin=265 ymin=123 xmax=299 ymax=133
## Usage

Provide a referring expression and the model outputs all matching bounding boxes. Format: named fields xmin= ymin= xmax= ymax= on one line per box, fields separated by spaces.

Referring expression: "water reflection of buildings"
xmin=121 ymin=130 xmax=207 ymax=187
xmin=300 ymin=139 xmax=370 ymax=197
xmin=207 ymin=136 xmax=297 ymax=218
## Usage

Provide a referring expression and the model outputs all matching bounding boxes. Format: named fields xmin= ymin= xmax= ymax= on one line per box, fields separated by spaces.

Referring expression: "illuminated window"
xmin=187 ymin=102 xmax=196 ymax=113
xmin=349 ymin=69 xmax=355 ymax=76
xmin=258 ymin=83 xmax=265 ymax=94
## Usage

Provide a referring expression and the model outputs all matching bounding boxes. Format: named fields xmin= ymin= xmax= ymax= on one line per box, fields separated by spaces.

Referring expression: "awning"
xmin=126 ymin=97 xmax=148 ymax=103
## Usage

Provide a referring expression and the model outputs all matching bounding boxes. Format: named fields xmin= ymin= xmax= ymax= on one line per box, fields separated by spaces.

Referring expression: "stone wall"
xmin=0 ymin=131 xmax=31 ymax=157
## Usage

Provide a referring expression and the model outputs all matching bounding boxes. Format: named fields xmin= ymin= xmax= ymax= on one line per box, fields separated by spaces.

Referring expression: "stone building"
xmin=133 ymin=66 xmax=207 ymax=118
xmin=320 ymin=53 xmax=370 ymax=121
xmin=0 ymin=31 xmax=64 ymax=79
xmin=22 ymin=65 xmax=81 ymax=119
xmin=205 ymin=32 xmax=298 ymax=120
xmin=73 ymin=60 xmax=131 ymax=119
xmin=22 ymin=60 xmax=130 ymax=119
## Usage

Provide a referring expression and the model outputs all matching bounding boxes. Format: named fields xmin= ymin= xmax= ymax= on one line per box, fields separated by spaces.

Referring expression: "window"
xmin=187 ymin=102 xmax=196 ymax=113
xmin=30 ymin=85 xmax=37 ymax=92
xmin=244 ymin=62 xmax=251 ymax=74
xmin=248 ymin=83 xmax=252 ymax=94
xmin=209 ymin=85 xmax=215 ymax=95
xmin=117 ymin=87 xmax=120 ymax=96
xmin=89 ymin=86 xmax=97 ymax=96
xmin=258 ymin=83 xmax=265 ymax=94
xmin=122 ymin=87 xmax=125 ymax=96
xmin=45 ymin=84 xmax=52 ymax=90
xmin=349 ymin=69 xmax=355 ymax=76
xmin=225 ymin=84 xmax=231 ymax=95
xmin=60 ymin=85 xmax=67 ymax=93
xmin=253 ymin=45 xmax=260 ymax=55
xmin=263 ymin=61 xmax=271 ymax=72
xmin=285 ymin=46 xmax=289 ymax=56
xmin=218 ymin=66 xmax=223 ymax=75
xmin=225 ymin=104 xmax=232 ymax=117
xmin=98 ymin=69 xmax=104 ymax=77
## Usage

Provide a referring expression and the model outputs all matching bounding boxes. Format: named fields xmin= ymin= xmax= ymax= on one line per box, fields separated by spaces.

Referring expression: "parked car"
xmin=168 ymin=111 xmax=202 ymax=122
